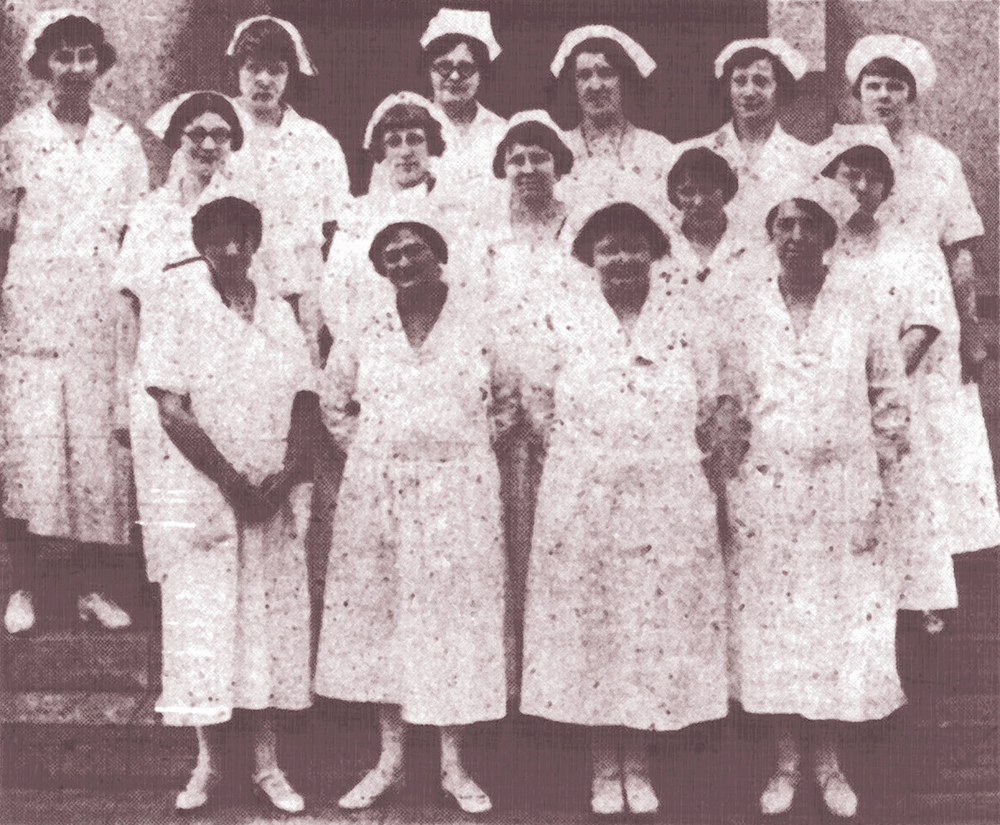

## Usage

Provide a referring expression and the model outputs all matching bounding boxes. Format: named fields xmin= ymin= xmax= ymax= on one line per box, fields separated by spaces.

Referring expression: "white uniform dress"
xmin=230 ymin=105 xmax=351 ymax=299
xmin=681 ymin=121 xmax=812 ymax=246
xmin=561 ymin=123 xmax=677 ymax=214
xmin=724 ymin=251 xmax=910 ymax=722
xmin=0 ymin=102 xmax=148 ymax=545
xmin=314 ymin=277 xmax=513 ymax=726
xmin=435 ymin=102 xmax=507 ymax=206
xmin=877 ymin=133 xmax=1000 ymax=557
xmin=519 ymin=268 xmax=729 ymax=731
xmin=140 ymin=259 xmax=314 ymax=727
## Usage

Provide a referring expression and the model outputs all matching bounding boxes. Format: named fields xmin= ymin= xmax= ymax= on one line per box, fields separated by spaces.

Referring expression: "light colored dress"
xmin=876 ymin=133 xmax=1000 ymax=558
xmin=561 ymin=123 xmax=676 ymax=215
xmin=139 ymin=259 xmax=315 ymax=726
xmin=435 ymin=102 xmax=507 ymax=205
xmin=314 ymin=275 xmax=513 ymax=726
xmin=519 ymin=267 xmax=729 ymax=731
xmin=680 ymin=121 xmax=812 ymax=246
xmin=723 ymin=250 xmax=910 ymax=722
xmin=230 ymin=104 xmax=351 ymax=299
xmin=0 ymin=102 xmax=148 ymax=545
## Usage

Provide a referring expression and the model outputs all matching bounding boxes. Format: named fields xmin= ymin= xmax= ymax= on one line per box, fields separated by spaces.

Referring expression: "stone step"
xmin=3 ymin=629 xmax=157 ymax=692
xmin=899 ymin=631 xmax=1000 ymax=695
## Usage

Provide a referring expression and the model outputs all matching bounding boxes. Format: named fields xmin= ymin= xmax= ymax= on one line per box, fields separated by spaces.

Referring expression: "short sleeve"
xmin=141 ymin=270 xmax=202 ymax=396
xmin=940 ymin=150 xmax=984 ymax=246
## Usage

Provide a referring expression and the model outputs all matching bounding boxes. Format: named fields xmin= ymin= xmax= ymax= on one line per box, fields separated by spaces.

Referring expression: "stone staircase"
xmin=1 ymin=549 xmax=998 ymax=821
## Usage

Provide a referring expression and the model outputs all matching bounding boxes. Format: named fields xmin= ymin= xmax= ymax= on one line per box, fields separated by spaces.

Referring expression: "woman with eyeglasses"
xmin=420 ymin=8 xmax=507 ymax=199
xmin=226 ymin=16 xmax=350 ymax=363
xmin=315 ymin=211 xmax=513 ymax=814
xmin=114 ymin=91 xmax=253 ymax=606
xmin=0 ymin=10 xmax=148 ymax=635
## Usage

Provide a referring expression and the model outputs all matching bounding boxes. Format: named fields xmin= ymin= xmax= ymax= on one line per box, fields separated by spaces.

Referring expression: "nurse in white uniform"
xmin=549 ymin=26 xmax=676 ymax=210
xmin=845 ymin=34 xmax=1000 ymax=577
xmin=685 ymin=38 xmax=813 ymax=245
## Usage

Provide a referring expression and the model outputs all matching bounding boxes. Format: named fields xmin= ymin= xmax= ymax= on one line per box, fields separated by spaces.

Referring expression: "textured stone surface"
xmin=5 ymin=630 xmax=152 ymax=691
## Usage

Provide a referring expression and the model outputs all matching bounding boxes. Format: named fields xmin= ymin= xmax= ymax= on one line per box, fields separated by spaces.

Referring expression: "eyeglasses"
xmin=382 ymin=242 xmax=429 ymax=265
xmin=183 ymin=128 xmax=233 ymax=145
xmin=383 ymin=131 xmax=427 ymax=148
xmin=51 ymin=45 xmax=98 ymax=65
xmin=431 ymin=60 xmax=478 ymax=80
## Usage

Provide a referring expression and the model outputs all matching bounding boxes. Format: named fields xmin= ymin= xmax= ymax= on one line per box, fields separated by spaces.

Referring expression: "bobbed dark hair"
xmin=422 ymin=33 xmax=492 ymax=83
xmin=765 ymin=198 xmax=838 ymax=249
xmin=230 ymin=18 xmax=299 ymax=77
xmin=719 ymin=46 xmax=797 ymax=112
xmin=163 ymin=92 xmax=245 ymax=152
xmin=853 ymin=56 xmax=917 ymax=102
xmin=191 ymin=196 xmax=263 ymax=254
xmin=667 ymin=147 xmax=739 ymax=210
xmin=369 ymin=103 xmax=446 ymax=162
xmin=27 ymin=16 xmax=116 ymax=79
xmin=820 ymin=144 xmax=895 ymax=198
xmin=368 ymin=221 xmax=449 ymax=275
xmin=493 ymin=121 xmax=574 ymax=179
xmin=572 ymin=202 xmax=670 ymax=266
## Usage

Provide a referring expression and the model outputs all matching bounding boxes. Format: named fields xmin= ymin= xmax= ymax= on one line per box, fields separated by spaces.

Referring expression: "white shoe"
xmin=591 ymin=773 xmax=624 ymax=816
xmin=5 ymin=590 xmax=35 ymax=634
xmin=760 ymin=769 xmax=799 ymax=816
xmin=175 ymin=765 xmax=219 ymax=811
xmin=623 ymin=770 xmax=659 ymax=816
xmin=253 ymin=767 xmax=305 ymax=814
xmin=78 ymin=592 xmax=131 ymax=629
xmin=338 ymin=764 xmax=404 ymax=810
xmin=819 ymin=769 xmax=858 ymax=818
xmin=441 ymin=769 xmax=492 ymax=814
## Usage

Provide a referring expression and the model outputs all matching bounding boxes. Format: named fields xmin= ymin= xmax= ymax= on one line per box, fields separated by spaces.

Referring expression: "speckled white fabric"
xmin=0 ymin=102 xmax=148 ymax=545
xmin=519 ymin=269 xmax=729 ymax=731
xmin=314 ymin=278 xmax=512 ymax=726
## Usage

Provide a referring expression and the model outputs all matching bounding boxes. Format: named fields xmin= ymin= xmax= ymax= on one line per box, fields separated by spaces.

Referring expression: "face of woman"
xmin=239 ymin=57 xmax=290 ymax=110
xmin=592 ymin=229 xmax=653 ymax=295
xmin=505 ymin=142 xmax=557 ymax=205
xmin=201 ymin=224 xmax=256 ymax=282
xmin=380 ymin=227 xmax=442 ymax=292
xmin=674 ymin=175 xmax=726 ymax=228
xmin=772 ymin=201 xmax=826 ymax=275
xmin=730 ymin=58 xmax=778 ymax=123
xmin=182 ymin=112 xmax=233 ymax=178
xmin=383 ymin=126 xmax=431 ymax=189
xmin=832 ymin=160 xmax=888 ymax=217
xmin=429 ymin=42 xmax=481 ymax=108
xmin=574 ymin=52 xmax=624 ymax=121
xmin=858 ymin=74 xmax=910 ymax=132
xmin=47 ymin=42 xmax=99 ymax=101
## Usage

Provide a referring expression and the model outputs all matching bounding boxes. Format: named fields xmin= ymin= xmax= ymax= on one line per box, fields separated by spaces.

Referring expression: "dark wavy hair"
xmin=231 ymin=18 xmax=300 ymax=77
xmin=765 ymin=198 xmax=838 ymax=249
xmin=27 ymin=16 xmax=116 ymax=79
xmin=493 ymin=121 xmax=574 ymax=179
xmin=422 ymin=33 xmax=492 ymax=83
xmin=852 ymin=56 xmax=917 ymax=102
xmin=667 ymin=147 xmax=739 ymax=210
xmin=191 ymin=196 xmax=263 ymax=254
xmin=719 ymin=47 xmax=797 ymax=114
xmin=572 ymin=202 xmax=670 ymax=266
xmin=163 ymin=92 xmax=244 ymax=152
xmin=369 ymin=103 xmax=446 ymax=162
xmin=820 ymin=144 xmax=895 ymax=198
xmin=368 ymin=221 xmax=449 ymax=275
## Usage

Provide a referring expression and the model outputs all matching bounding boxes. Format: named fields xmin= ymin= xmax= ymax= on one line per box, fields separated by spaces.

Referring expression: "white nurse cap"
xmin=420 ymin=8 xmax=502 ymax=62
xmin=362 ymin=91 xmax=448 ymax=151
xmin=767 ymin=175 xmax=859 ymax=231
xmin=22 ymin=7 xmax=101 ymax=64
xmin=499 ymin=109 xmax=566 ymax=143
xmin=713 ymin=37 xmax=808 ymax=81
xmin=145 ymin=91 xmax=238 ymax=141
xmin=226 ymin=15 xmax=317 ymax=77
xmin=550 ymin=25 xmax=656 ymax=79
xmin=845 ymin=34 xmax=936 ymax=97
xmin=813 ymin=123 xmax=900 ymax=176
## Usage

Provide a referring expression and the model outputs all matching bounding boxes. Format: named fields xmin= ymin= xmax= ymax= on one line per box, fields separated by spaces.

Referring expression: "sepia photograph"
xmin=0 ymin=1 xmax=997 ymax=823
